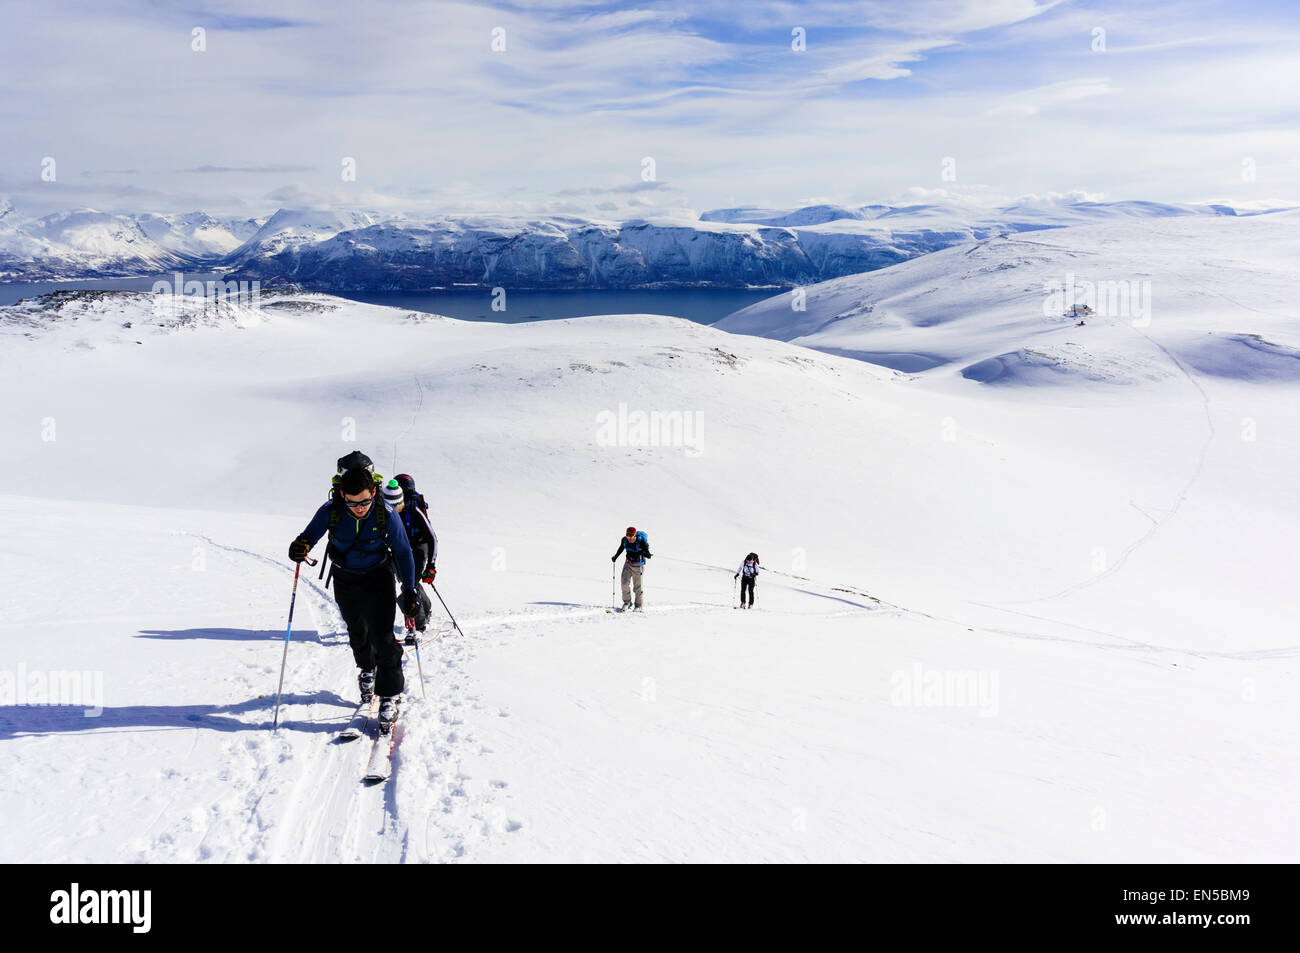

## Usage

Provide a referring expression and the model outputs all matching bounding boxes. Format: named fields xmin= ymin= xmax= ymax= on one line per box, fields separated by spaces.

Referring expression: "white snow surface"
xmin=0 ymin=207 xmax=265 ymax=280
xmin=229 ymin=208 xmax=380 ymax=260
xmin=717 ymin=210 xmax=1300 ymax=384
xmin=1 ymin=218 xmax=1298 ymax=862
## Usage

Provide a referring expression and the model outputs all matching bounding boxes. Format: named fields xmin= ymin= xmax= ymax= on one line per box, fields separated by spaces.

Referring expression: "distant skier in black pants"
xmin=735 ymin=552 xmax=760 ymax=608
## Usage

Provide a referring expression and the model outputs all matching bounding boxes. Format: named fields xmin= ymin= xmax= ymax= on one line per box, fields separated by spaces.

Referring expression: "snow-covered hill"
xmin=227 ymin=207 xmax=379 ymax=262
xmin=0 ymin=206 xmax=265 ymax=281
xmin=1 ymin=236 xmax=1297 ymax=861
xmin=137 ymin=211 xmax=263 ymax=258
xmin=700 ymin=198 xmax=1242 ymax=228
xmin=716 ymin=209 xmax=1300 ymax=385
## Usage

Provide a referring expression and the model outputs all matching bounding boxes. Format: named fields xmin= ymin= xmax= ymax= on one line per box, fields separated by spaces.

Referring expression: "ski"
xmin=338 ymin=696 xmax=377 ymax=742
xmin=361 ymin=646 xmax=411 ymax=781
xmin=363 ymin=722 xmax=403 ymax=782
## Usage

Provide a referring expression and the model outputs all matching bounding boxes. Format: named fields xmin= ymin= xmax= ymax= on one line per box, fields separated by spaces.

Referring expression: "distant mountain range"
xmin=0 ymin=198 xmax=1270 ymax=290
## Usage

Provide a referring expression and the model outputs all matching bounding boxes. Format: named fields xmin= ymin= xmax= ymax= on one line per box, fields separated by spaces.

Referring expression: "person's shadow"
xmin=137 ymin=627 xmax=331 ymax=643
xmin=0 ymin=690 xmax=356 ymax=739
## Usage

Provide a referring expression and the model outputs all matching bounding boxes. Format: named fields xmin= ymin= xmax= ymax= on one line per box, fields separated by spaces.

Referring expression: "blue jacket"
xmin=300 ymin=498 xmax=416 ymax=591
xmin=614 ymin=533 xmax=651 ymax=566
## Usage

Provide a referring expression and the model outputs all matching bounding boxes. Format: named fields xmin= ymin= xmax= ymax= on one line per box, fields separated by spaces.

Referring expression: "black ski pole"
xmin=431 ymin=584 xmax=464 ymax=637
xmin=274 ymin=556 xmax=316 ymax=728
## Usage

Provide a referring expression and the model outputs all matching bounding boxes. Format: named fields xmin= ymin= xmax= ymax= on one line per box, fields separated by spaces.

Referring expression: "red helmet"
xmin=626 ymin=526 xmax=636 ymax=536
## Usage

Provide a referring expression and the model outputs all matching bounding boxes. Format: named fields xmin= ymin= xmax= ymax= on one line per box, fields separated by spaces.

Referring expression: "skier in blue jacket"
xmin=612 ymin=526 xmax=652 ymax=610
xmin=289 ymin=465 xmax=417 ymax=727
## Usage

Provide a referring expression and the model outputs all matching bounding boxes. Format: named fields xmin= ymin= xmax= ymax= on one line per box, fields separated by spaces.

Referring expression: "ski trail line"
xmin=181 ymin=531 xmax=505 ymax=863
xmin=1003 ymin=326 xmax=1216 ymax=605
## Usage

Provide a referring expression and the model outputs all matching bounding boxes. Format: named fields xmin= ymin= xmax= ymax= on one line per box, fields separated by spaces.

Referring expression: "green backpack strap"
xmin=373 ymin=472 xmax=386 ymax=535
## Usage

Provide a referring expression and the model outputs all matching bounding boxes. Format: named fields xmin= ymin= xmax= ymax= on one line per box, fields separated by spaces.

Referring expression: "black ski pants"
xmin=740 ymin=574 xmax=756 ymax=606
xmin=410 ymin=541 xmax=433 ymax=631
xmin=332 ymin=564 xmax=404 ymax=697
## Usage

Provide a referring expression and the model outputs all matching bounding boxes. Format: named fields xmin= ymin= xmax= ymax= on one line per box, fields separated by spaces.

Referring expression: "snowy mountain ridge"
xmin=0 ymin=206 xmax=265 ymax=281
xmin=1 ymin=198 xmax=1274 ymax=290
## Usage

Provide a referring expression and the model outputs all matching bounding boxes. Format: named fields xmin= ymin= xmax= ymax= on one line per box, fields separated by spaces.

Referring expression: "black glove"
xmin=399 ymin=589 xmax=419 ymax=617
xmin=421 ymin=564 xmax=436 ymax=584
xmin=611 ymin=555 xmax=617 ymax=563
xmin=734 ymin=573 xmax=739 ymax=580
xmin=288 ymin=537 xmax=311 ymax=563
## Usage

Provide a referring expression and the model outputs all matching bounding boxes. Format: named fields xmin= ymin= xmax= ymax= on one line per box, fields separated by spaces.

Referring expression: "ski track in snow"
xmin=1009 ymin=326 xmax=1217 ymax=606
xmin=133 ymin=535 xmax=897 ymax=863
xmin=130 ymin=533 xmax=510 ymax=863
xmin=29 ymin=522 xmax=1277 ymax=864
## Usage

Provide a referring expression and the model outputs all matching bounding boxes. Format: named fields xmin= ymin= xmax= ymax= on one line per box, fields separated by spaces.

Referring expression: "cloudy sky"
xmin=2 ymin=0 xmax=1298 ymax=218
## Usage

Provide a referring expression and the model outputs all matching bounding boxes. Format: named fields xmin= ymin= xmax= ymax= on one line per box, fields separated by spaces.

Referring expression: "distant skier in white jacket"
xmin=735 ymin=552 xmax=760 ymax=608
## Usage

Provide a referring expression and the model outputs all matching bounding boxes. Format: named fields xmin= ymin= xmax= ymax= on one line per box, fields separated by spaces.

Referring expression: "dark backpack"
xmin=393 ymin=473 xmax=429 ymax=515
xmin=328 ymin=450 xmax=382 ymax=500
xmin=337 ymin=450 xmax=373 ymax=473
xmin=325 ymin=453 xmax=386 ymax=551
xmin=393 ymin=473 xmax=433 ymax=543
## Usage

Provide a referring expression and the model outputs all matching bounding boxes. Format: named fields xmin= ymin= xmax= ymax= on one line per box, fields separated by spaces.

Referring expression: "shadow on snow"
xmin=0 ymin=690 xmax=356 ymax=739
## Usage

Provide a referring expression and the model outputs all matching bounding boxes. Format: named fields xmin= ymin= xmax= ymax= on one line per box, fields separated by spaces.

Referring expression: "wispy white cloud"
xmin=821 ymin=38 xmax=955 ymax=84
xmin=2 ymin=0 xmax=1298 ymax=218
xmin=859 ymin=0 xmax=1064 ymax=35
xmin=985 ymin=77 xmax=1117 ymax=117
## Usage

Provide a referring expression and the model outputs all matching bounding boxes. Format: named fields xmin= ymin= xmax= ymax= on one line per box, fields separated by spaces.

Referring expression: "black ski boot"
xmin=378 ymin=695 xmax=401 ymax=733
xmin=358 ymin=669 xmax=375 ymax=704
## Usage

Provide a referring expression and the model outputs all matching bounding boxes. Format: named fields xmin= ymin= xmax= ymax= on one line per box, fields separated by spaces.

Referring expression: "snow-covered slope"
xmin=701 ymin=198 xmax=1243 ymax=228
xmin=717 ymin=209 xmax=1300 ymax=385
xmin=0 ymin=206 xmax=265 ymax=281
xmin=226 ymin=207 xmax=380 ymax=262
xmin=1 ymin=252 xmax=1297 ymax=862
xmin=137 ymin=211 xmax=263 ymax=258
